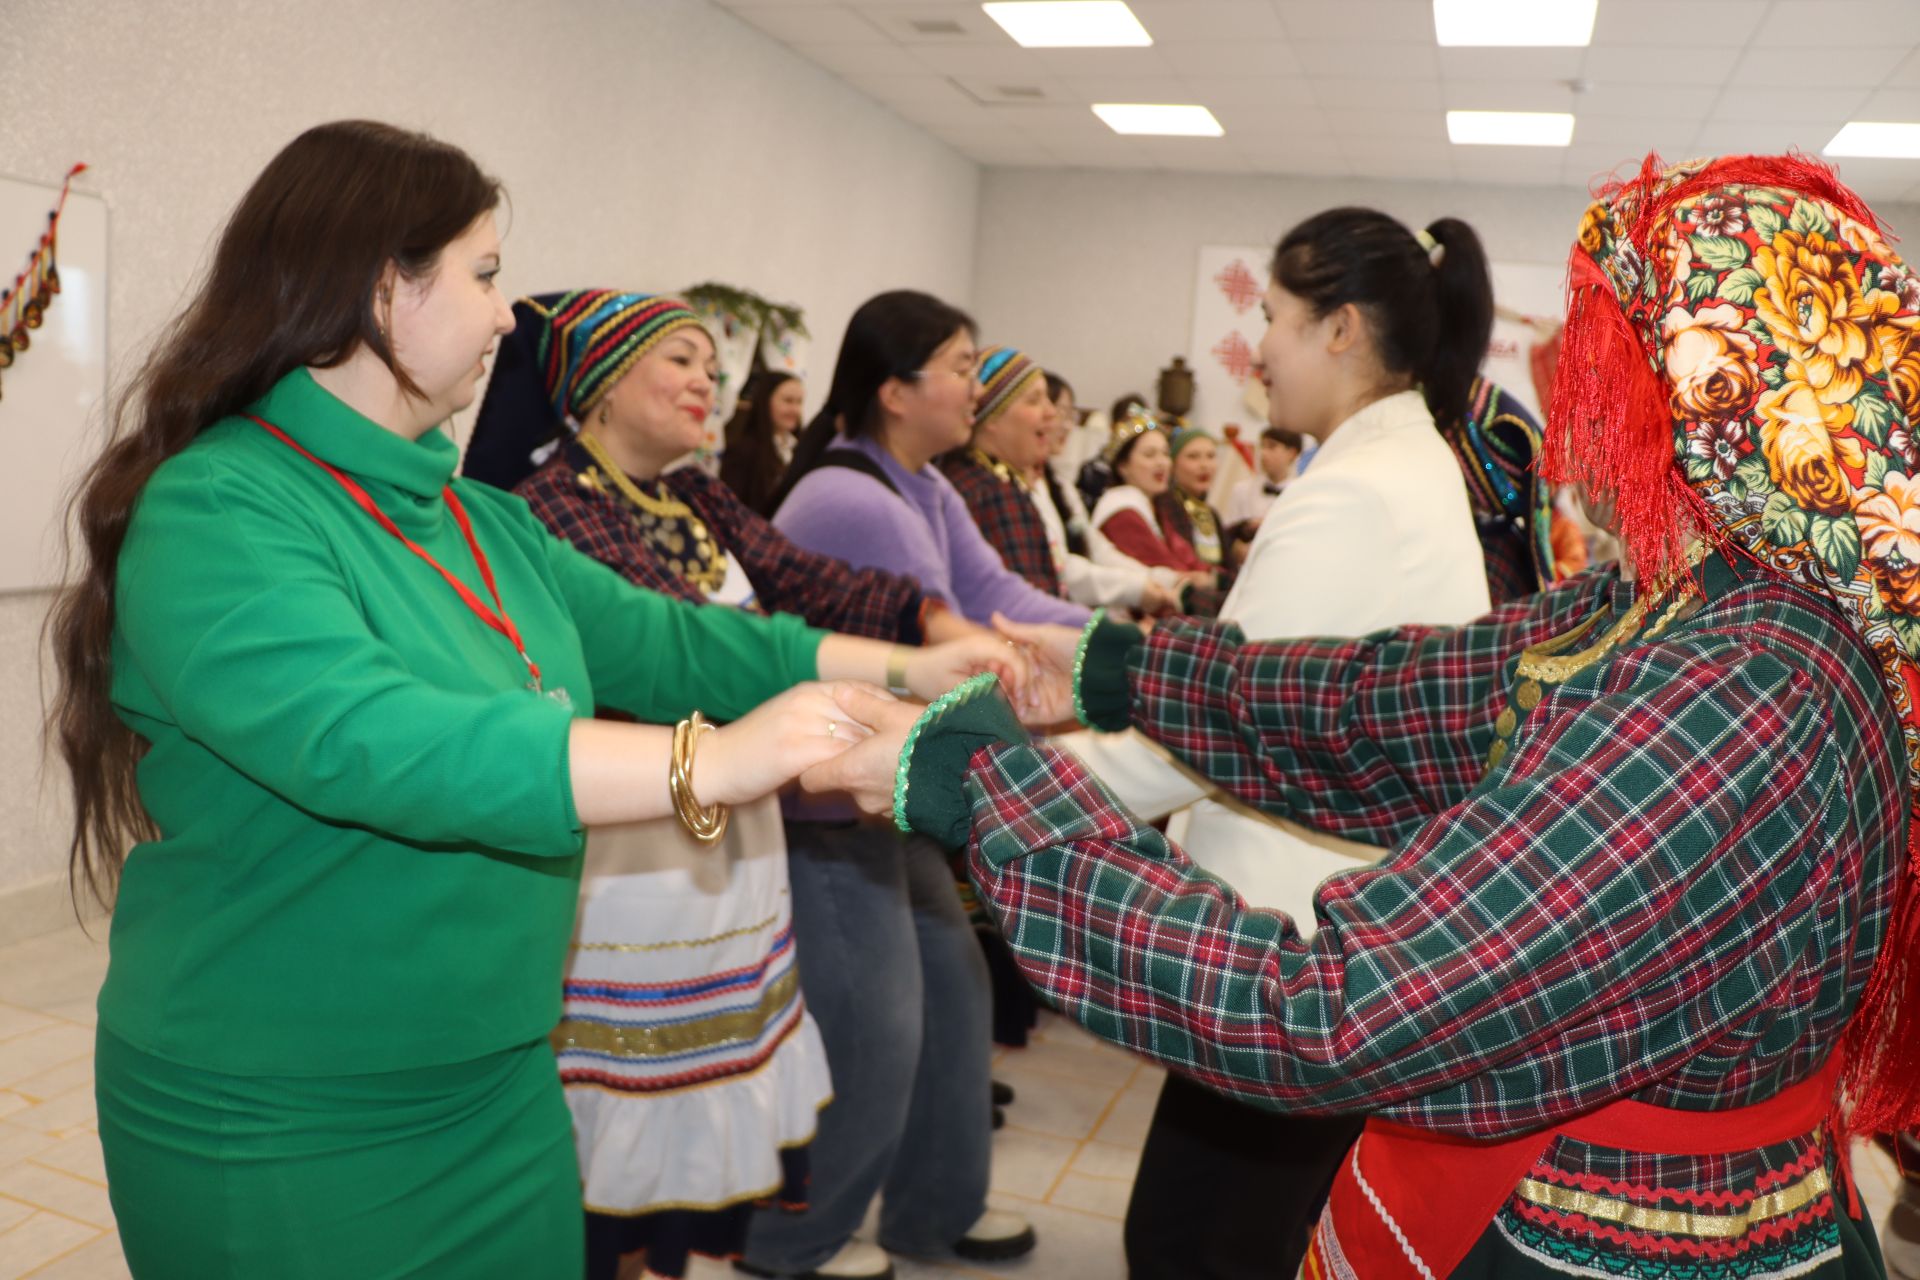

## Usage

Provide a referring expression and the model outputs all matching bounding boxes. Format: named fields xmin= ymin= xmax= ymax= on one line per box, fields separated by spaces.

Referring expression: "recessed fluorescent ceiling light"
xmin=1447 ymin=110 xmax=1575 ymax=146
xmin=983 ymin=2 xmax=1152 ymax=48
xmin=1093 ymin=104 xmax=1224 ymax=136
xmin=1433 ymin=0 xmax=1597 ymax=46
xmin=1825 ymin=121 xmax=1920 ymax=159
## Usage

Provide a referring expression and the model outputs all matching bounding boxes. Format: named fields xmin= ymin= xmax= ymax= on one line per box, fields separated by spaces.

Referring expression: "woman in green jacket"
xmin=48 ymin=119 xmax=1014 ymax=1280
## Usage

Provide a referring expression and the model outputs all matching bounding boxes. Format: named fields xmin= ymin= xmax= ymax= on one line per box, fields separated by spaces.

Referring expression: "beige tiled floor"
xmin=0 ymin=922 xmax=1911 ymax=1279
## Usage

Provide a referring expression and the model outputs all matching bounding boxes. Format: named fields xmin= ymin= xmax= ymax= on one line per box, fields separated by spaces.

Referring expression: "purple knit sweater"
xmin=774 ymin=435 xmax=1090 ymax=628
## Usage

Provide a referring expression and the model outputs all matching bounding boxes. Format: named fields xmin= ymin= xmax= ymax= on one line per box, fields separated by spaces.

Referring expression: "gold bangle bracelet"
xmin=886 ymin=645 xmax=913 ymax=698
xmin=669 ymin=711 xmax=729 ymax=845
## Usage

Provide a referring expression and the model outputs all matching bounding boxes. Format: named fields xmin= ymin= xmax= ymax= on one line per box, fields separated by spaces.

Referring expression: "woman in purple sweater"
xmin=738 ymin=292 xmax=1074 ymax=1280
xmin=772 ymin=293 xmax=1089 ymax=630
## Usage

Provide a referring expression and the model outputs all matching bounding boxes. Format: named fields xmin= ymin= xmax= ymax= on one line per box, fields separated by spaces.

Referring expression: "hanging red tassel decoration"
xmin=0 ymin=163 xmax=87 ymax=404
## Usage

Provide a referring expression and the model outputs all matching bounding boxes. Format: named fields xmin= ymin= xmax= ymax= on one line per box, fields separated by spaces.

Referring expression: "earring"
xmin=597 ymin=402 xmax=610 ymax=426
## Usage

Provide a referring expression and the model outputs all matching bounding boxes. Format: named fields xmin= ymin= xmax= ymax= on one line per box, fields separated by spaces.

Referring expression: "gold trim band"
xmin=556 ymin=969 xmax=800 ymax=1059
xmin=1514 ymin=1166 xmax=1830 ymax=1239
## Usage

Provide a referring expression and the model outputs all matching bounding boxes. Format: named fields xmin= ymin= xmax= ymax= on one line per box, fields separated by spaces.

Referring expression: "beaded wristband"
xmin=892 ymin=672 xmax=999 ymax=833
xmin=1070 ymin=608 xmax=1108 ymax=729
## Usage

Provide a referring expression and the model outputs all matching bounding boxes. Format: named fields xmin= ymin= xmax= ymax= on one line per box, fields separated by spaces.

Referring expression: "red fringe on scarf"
xmin=1543 ymin=150 xmax=1920 ymax=1142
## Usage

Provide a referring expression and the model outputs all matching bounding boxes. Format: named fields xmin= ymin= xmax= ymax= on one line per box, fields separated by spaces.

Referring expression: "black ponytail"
xmin=1270 ymin=208 xmax=1493 ymax=430
xmin=770 ymin=289 xmax=974 ymax=513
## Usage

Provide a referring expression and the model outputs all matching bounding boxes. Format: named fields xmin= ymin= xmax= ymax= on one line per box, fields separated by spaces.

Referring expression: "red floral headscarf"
xmin=1546 ymin=152 xmax=1920 ymax=1136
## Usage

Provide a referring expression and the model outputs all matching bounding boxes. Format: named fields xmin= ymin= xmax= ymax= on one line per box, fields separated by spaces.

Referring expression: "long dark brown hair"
xmin=719 ymin=369 xmax=801 ymax=517
xmin=48 ymin=120 xmax=502 ymax=908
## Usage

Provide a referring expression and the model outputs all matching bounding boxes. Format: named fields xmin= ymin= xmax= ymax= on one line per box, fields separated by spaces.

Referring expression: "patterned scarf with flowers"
xmin=1548 ymin=153 xmax=1920 ymax=1138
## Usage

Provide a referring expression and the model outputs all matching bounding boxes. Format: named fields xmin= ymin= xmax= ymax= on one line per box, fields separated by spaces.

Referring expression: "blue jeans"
xmin=741 ymin=821 xmax=993 ymax=1272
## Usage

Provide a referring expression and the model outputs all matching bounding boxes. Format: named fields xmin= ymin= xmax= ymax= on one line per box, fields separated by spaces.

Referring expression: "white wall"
xmin=968 ymin=166 xmax=1920 ymax=413
xmin=0 ymin=0 xmax=980 ymax=937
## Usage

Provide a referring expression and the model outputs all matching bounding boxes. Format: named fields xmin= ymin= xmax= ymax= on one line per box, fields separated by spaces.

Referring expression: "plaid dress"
xmin=939 ymin=450 xmax=1064 ymax=598
xmin=944 ymin=554 xmax=1899 ymax=1276
xmin=519 ymin=439 xmax=929 ymax=640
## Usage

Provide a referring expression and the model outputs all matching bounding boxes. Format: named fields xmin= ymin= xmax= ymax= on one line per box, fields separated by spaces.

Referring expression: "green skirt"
xmin=97 ymin=1028 xmax=583 ymax=1279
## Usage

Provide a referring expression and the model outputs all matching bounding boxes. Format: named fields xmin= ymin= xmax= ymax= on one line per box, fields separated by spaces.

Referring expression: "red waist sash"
xmin=1316 ymin=1056 xmax=1844 ymax=1280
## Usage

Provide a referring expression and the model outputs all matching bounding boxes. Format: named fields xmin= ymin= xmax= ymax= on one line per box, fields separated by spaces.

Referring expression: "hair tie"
xmin=1414 ymin=227 xmax=1445 ymax=268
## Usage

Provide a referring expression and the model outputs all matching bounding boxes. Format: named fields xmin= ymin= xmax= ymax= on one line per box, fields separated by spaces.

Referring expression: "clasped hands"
xmin=710 ymin=615 xmax=1084 ymax=819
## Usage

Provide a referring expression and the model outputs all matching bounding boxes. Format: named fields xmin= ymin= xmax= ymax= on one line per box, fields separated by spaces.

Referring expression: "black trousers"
xmin=1124 ymin=1073 xmax=1364 ymax=1280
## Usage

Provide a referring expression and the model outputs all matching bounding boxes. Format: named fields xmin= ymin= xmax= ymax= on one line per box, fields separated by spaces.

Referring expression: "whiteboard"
xmin=0 ymin=172 xmax=107 ymax=594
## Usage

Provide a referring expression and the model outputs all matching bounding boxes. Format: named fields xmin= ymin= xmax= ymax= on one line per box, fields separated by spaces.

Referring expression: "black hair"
xmin=719 ymin=368 xmax=802 ymax=516
xmin=1044 ymin=371 xmax=1074 ymax=403
xmin=1110 ymin=391 xmax=1147 ymax=423
xmin=1261 ymin=425 xmax=1305 ymax=451
xmin=1270 ymin=208 xmax=1493 ymax=430
xmin=773 ymin=289 xmax=974 ymax=511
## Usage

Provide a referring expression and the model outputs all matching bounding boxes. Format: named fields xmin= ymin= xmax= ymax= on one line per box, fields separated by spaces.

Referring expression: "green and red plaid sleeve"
xmin=1120 ymin=568 xmax=1613 ymax=848
xmin=955 ymin=574 xmax=1900 ymax=1137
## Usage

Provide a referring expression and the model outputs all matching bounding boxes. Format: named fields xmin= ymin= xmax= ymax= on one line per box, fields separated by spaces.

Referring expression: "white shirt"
xmin=1058 ymin=390 xmax=1491 ymax=933
xmin=1223 ymin=475 xmax=1284 ymax=528
xmin=1029 ymin=474 xmax=1158 ymax=610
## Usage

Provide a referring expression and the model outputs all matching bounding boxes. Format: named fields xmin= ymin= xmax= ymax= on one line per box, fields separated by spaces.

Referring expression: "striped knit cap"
xmin=520 ymin=290 xmax=708 ymax=422
xmin=973 ymin=345 xmax=1044 ymax=427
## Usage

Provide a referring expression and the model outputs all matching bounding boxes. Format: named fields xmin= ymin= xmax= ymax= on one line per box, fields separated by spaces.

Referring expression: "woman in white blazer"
xmin=1063 ymin=207 xmax=1503 ymax=1280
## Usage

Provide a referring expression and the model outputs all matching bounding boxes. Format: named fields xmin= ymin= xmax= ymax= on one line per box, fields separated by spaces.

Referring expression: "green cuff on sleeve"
xmin=1073 ymin=611 xmax=1146 ymax=732
xmin=893 ymin=673 xmax=1031 ymax=849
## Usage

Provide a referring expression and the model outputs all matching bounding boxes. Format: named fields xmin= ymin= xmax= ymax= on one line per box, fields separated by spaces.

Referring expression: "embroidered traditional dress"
xmin=1089 ymin=485 xmax=1206 ymax=575
xmin=884 ymin=157 xmax=1920 ymax=1278
xmin=893 ymin=557 xmax=1897 ymax=1276
xmin=939 ymin=448 xmax=1063 ymax=597
xmin=1439 ymin=376 xmax=1555 ymax=604
xmin=515 ymin=435 xmax=936 ymax=1277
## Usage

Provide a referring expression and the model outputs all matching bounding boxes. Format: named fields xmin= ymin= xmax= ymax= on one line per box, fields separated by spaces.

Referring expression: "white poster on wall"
xmin=1187 ymin=246 xmax=1568 ymax=432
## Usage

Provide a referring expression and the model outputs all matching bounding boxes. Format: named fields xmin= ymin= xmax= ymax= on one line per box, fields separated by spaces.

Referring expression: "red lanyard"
xmin=247 ymin=414 xmax=545 ymax=692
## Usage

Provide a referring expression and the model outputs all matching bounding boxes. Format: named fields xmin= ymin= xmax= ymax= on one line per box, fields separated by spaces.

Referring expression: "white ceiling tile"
xmin=1857 ymin=89 xmax=1920 ymax=121
xmin=1442 ymin=80 xmax=1577 ymax=114
xmin=1692 ymin=118 xmax=1847 ymax=155
xmin=725 ymin=4 xmax=891 ymax=43
xmin=1575 ymin=82 xmax=1724 ymax=119
xmin=1213 ymin=103 xmax=1334 ymax=141
xmin=1451 ymin=149 xmax=1574 ymax=187
xmin=1133 ymin=137 xmax=1251 ymax=172
xmin=947 ymin=73 xmax=1077 ymax=104
xmin=911 ymin=43 xmax=1053 ymax=75
xmin=1562 ymin=146 xmax=1663 ymax=189
xmin=1577 ymin=45 xmax=1744 ymax=87
xmin=1824 ymin=158 xmax=1920 ymax=201
xmin=1030 ymin=47 xmax=1178 ymax=77
xmin=1713 ymin=85 xmax=1864 ymax=125
xmin=1588 ymin=2 xmax=1761 ymax=47
xmin=839 ymin=72 xmax=978 ymax=105
xmin=852 ymin=3 xmax=1010 ymax=43
xmin=1312 ymin=78 xmax=1445 ymax=111
xmin=1341 ymin=136 xmax=1454 ymax=172
xmin=1062 ymin=74 xmax=1193 ymax=104
xmin=1294 ymin=42 xmax=1440 ymax=80
xmin=1566 ymin=115 xmax=1700 ymax=154
xmin=1194 ymin=76 xmax=1321 ymax=108
xmin=1335 ymin=108 xmax=1451 ymax=141
xmin=1751 ymin=2 xmax=1920 ymax=47
xmin=1437 ymin=47 xmax=1587 ymax=82
xmin=1244 ymin=151 xmax=1355 ymax=178
xmin=1128 ymin=1 xmax=1290 ymax=42
xmin=1157 ymin=41 xmax=1303 ymax=78
xmin=1014 ymin=106 xmax=1131 ymax=143
xmin=1273 ymin=1 xmax=1436 ymax=44
xmin=1732 ymin=45 xmax=1908 ymax=87
xmin=1892 ymin=49 xmax=1920 ymax=85
xmin=791 ymin=40 xmax=931 ymax=74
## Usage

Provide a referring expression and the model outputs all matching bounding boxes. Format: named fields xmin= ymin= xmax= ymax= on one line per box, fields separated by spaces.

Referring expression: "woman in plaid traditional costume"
xmin=806 ymin=155 xmax=1920 ymax=1276
xmin=466 ymin=290 xmax=996 ymax=1280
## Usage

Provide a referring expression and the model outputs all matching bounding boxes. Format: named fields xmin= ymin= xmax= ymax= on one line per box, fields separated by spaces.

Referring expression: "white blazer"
xmin=1058 ymin=390 xmax=1491 ymax=932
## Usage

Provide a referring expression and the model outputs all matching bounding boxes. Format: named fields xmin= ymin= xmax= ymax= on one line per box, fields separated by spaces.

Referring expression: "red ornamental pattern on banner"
xmin=1213 ymin=258 xmax=1260 ymax=313
xmin=1211 ymin=330 xmax=1254 ymax=382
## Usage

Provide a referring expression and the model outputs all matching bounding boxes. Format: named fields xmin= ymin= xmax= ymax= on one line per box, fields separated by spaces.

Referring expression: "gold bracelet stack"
xmin=670 ymin=711 xmax=729 ymax=845
xmin=886 ymin=645 xmax=913 ymax=698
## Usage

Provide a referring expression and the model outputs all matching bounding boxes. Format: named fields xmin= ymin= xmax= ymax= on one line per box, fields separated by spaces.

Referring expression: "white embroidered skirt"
xmin=555 ymin=796 xmax=833 ymax=1215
